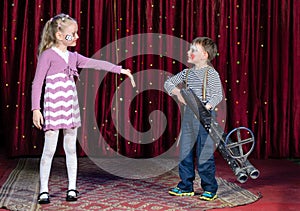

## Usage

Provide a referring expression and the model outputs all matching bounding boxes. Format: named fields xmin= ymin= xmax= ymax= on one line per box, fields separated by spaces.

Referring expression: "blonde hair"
xmin=38 ymin=13 xmax=77 ymax=56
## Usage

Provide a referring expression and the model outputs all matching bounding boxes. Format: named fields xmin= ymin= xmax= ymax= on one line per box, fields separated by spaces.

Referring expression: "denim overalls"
xmin=177 ymin=105 xmax=218 ymax=194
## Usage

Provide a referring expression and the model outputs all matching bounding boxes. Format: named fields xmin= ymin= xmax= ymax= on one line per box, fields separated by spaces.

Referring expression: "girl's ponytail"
xmin=38 ymin=19 xmax=55 ymax=56
xmin=38 ymin=14 xmax=76 ymax=56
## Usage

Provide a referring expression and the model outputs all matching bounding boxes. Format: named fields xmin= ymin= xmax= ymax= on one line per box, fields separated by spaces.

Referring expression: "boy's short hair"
xmin=192 ymin=37 xmax=218 ymax=61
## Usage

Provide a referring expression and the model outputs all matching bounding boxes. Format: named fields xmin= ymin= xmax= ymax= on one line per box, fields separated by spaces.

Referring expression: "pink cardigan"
xmin=31 ymin=48 xmax=121 ymax=110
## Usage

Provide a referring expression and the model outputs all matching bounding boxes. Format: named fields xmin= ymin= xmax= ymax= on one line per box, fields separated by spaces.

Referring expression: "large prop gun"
xmin=180 ymin=88 xmax=260 ymax=183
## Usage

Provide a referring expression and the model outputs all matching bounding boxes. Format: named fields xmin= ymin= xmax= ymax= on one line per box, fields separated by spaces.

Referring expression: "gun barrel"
xmin=244 ymin=160 xmax=260 ymax=179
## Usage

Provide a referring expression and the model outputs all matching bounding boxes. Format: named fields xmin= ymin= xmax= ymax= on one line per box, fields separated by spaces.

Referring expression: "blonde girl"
xmin=32 ymin=13 xmax=135 ymax=204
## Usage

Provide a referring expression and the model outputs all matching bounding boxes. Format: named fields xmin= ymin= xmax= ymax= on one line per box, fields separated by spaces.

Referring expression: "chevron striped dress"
xmin=31 ymin=48 xmax=122 ymax=131
xmin=43 ymin=72 xmax=80 ymax=130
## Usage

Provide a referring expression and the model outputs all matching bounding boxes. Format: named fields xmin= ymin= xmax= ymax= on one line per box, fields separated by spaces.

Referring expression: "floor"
xmin=0 ymin=151 xmax=300 ymax=211
xmin=214 ymin=157 xmax=300 ymax=211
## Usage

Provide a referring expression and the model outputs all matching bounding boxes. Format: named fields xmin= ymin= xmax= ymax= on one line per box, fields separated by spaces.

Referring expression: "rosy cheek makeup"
xmin=191 ymin=53 xmax=195 ymax=60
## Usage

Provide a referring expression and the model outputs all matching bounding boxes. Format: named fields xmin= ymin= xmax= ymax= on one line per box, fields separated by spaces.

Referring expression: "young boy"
xmin=164 ymin=37 xmax=223 ymax=201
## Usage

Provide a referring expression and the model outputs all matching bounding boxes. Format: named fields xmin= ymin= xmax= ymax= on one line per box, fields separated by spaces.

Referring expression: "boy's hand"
xmin=176 ymin=93 xmax=186 ymax=105
xmin=33 ymin=110 xmax=44 ymax=130
xmin=205 ymin=103 xmax=212 ymax=110
xmin=171 ymin=88 xmax=186 ymax=105
xmin=121 ymin=69 xmax=136 ymax=87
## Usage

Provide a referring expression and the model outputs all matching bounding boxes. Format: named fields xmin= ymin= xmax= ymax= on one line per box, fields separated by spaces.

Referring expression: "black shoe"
xmin=38 ymin=192 xmax=50 ymax=204
xmin=66 ymin=189 xmax=79 ymax=202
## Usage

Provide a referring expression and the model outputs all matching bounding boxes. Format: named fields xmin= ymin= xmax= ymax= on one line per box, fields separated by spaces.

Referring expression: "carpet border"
xmin=0 ymin=159 xmax=40 ymax=211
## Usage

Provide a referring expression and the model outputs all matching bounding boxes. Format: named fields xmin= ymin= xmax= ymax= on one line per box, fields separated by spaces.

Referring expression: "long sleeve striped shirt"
xmin=164 ymin=66 xmax=223 ymax=109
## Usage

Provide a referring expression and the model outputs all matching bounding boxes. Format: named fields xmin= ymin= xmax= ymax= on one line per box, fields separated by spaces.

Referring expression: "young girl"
xmin=32 ymin=13 xmax=135 ymax=204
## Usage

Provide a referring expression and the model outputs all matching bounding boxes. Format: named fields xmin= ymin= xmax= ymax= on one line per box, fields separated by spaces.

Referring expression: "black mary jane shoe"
xmin=66 ymin=189 xmax=79 ymax=202
xmin=38 ymin=192 xmax=50 ymax=204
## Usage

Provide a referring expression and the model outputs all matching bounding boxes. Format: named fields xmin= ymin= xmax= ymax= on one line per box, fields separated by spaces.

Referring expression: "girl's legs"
xmin=39 ymin=130 xmax=59 ymax=198
xmin=63 ymin=128 xmax=78 ymax=196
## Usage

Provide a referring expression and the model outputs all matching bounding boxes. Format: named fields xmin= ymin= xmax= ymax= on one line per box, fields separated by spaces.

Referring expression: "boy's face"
xmin=187 ymin=43 xmax=208 ymax=64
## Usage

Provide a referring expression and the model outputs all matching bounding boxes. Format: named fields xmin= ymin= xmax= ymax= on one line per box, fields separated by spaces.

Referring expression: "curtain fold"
xmin=1 ymin=0 xmax=299 ymax=158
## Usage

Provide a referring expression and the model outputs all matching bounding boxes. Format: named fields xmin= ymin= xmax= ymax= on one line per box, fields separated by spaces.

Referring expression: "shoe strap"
xmin=67 ymin=189 xmax=79 ymax=196
xmin=202 ymin=191 xmax=213 ymax=197
xmin=39 ymin=192 xmax=49 ymax=197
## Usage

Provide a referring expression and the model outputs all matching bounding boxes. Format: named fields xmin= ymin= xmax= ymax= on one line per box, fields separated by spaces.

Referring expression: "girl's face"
xmin=57 ymin=22 xmax=79 ymax=47
xmin=187 ymin=43 xmax=208 ymax=64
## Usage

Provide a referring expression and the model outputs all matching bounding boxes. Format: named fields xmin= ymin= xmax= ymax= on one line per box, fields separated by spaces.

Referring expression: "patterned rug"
xmin=0 ymin=158 xmax=260 ymax=211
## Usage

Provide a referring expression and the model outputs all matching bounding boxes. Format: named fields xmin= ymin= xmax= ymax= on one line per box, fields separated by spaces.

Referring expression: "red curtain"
xmin=1 ymin=0 xmax=299 ymax=158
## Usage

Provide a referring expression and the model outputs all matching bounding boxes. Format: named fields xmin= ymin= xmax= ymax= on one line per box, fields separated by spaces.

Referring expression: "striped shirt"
xmin=164 ymin=66 xmax=223 ymax=108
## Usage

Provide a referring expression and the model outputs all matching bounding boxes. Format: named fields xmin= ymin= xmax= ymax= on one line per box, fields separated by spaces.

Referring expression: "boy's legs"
xmin=177 ymin=145 xmax=195 ymax=192
xmin=170 ymin=107 xmax=198 ymax=195
xmin=196 ymin=124 xmax=218 ymax=196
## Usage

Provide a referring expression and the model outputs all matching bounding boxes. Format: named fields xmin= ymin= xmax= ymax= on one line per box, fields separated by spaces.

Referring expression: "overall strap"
xmin=202 ymin=69 xmax=208 ymax=102
xmin=185 ymin=69 xmax=190 ymax=89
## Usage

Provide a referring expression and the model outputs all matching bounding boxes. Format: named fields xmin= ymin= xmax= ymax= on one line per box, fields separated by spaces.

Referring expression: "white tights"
xmin=39 ymin=128 xmax=78 ymax=194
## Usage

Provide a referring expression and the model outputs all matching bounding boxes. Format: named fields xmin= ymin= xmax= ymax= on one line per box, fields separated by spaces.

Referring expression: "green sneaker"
xmin=168 ymin=187 xmax=194 ymax=196
xmin=199 ymin=191 xmax=217 ymax=201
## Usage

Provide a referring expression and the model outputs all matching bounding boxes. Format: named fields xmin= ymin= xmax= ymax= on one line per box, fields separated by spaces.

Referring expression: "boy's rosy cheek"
xmin=191 ymin=54 xmax=195 ymax=60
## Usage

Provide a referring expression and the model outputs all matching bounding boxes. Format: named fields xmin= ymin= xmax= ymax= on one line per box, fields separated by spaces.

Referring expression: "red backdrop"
xmin=1 ymin=0 xmax=299 ymax=158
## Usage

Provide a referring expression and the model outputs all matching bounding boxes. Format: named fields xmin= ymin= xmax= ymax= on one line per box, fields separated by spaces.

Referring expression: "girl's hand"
xmin=33 ymin=110 xmax=44 ymax=130
xmin=121 ymin=68 xmax=136 ymax=87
